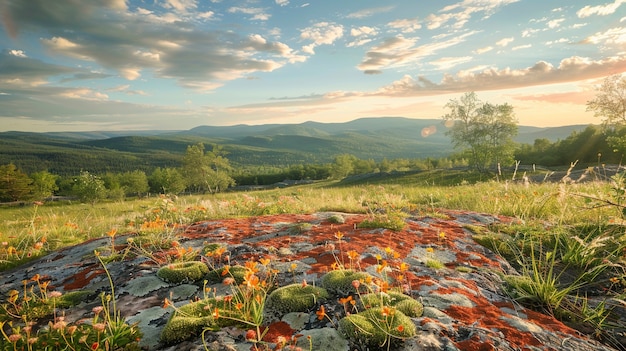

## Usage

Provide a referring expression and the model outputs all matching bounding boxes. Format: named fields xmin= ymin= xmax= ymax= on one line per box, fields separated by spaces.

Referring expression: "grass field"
xmin=1 ymin=168 xmax=625 ymax=350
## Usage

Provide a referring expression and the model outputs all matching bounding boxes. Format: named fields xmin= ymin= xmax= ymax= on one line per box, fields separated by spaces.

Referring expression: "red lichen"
xmin=63 ymin=265 xmax=106 ymax=290
xmin=260 ymin=321 xmax=296 ymax=343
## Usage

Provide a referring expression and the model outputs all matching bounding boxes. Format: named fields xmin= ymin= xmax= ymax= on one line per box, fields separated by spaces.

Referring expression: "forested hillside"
xmin=0 ymin=117 xmax=590 ymax=175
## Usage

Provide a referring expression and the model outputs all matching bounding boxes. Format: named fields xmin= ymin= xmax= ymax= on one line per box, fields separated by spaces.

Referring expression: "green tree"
xmin=182 ymin=143 xmax=235 ymax=193
xmin=442 ymin=92 xmax=518 ymax=172
xmin=72 ymin=171 xmax=107 ymax=205
xmin=587 ymin=74 xmax=626 ymax=151
xmin=331 ymin=154 xmax=356 ymax=179
xmin=30 ymin=170 xmax=59 ymax=201
xmin=149 ymin=167 xmax=186 ymax=194
xmin=120 ymin=170 xmax=149 ymax=197
xmin=0 ymin=164 xmax=33 ymax=202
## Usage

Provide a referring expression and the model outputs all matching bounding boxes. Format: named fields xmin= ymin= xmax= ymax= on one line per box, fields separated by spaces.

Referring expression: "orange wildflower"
xmin=245 ymin=261 xmax=259 ymax=273
xmin=334 ymin=231 xmax=344 ymax=240
xmin=106 ymin=228 xmax=117 ymax=237
xmin=316 ymin=305 xmax=326 ymax=321
xmin=221 ymin=265 xmax=230 ymax=276
xmin=347 ymin=250 xmax=359 ymax=260
xmin=339 ymin=295 xmax=353 ymax=305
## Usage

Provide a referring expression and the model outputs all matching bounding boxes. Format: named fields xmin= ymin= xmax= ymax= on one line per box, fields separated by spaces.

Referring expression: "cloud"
xmin=547 ymin=18 xmax=565 ymax=29
xmin=357 ymin=32 xmax=477 ymax=73
xmin=162 ymin=0 xmax=198 ymax=13
xmin=300 ymin=22 xmax=344 ymax=54
xmin=577 ymin=0 xmax=626 ymax=18
xmin=496 ymin=37 xmax=514 ymax=47
xmin=346 ymin=6 xmax=395 ymax=19
xmin=275 ymin=0 xmax=289 ymax=6
xmin=430 ymin=56 xmax=473 ymax=70
xmin=582 ymin=27 xmax=626 ymax=45
xmin=427 ymin=0 xmax=521 ymax=30
xmin=0 ymin=50 xmax=76 ymax=85
xmin=387 ymin=18 xmax=422 ymax=33
xmin=373 ymin=55 xmax=626 ymax=97
xmin=228 ymin=6 xmax=271 ymax=21
xmin=2 ymin=0 xmax=300 ymax=91
xmin=474 ymin=46 xmax=493 ymax=54
xmin=512 ymin=44 xmax=532 ymax=51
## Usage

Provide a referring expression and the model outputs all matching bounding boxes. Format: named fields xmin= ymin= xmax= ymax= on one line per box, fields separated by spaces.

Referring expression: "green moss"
xmin=58 ymin=290 xmax=94 ymax=308
xmin=338 ymin=307 xmax=416 ymax=348
xmin=359 ymin=292 xmax=423 ymax=318
xmin=265 ymin=283 xmax=329 ymax=315
xmin=320 ymin=269 xmax=373 ymax=295
xmin=161 ymin=315 xmax=216 ymax=344
xmin=327 ymin=214 xmax=346 ymax=224
xmin=157 ymin=261 xmax=209 ymax=284
xmin=425 ymin=258 xmax=445 ymax=269
xmin=161 ymin=298 xmax=241 ymax=345
xmin=205 ymin=265 xmax=248 ymax=284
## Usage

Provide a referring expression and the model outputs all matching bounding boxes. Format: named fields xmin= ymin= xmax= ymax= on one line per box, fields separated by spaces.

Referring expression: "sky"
xmin=0 ymin=0 xmax=625 ymax=132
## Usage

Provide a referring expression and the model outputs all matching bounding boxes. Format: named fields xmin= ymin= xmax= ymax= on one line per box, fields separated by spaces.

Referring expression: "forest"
xmin=0 ymin=123 xmax=623 ymax=204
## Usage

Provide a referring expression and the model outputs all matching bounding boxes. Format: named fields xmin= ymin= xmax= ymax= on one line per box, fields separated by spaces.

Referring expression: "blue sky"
xmin=1 ymin=0 xmax=625 ymax=132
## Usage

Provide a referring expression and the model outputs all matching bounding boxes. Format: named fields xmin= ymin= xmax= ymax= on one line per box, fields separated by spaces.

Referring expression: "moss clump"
xmin=359 ymin=292 xmax=423 ymax=318
xmin=205 ymin=265 xmax=248 ymax=285
xmin=157 ymin=261 xmax=209 ymax=284
xmin=338 ymin=307 xmax=416 ymax=348
xmin=161 ymin=315 xmax=214 ymax=344
xmin=320 ymin=269 xmax=372 ymax=295
xmin=161 ymin=298 xmax=242 ymax=344
xmin=265 ymin=283 xmax=329 ymax=315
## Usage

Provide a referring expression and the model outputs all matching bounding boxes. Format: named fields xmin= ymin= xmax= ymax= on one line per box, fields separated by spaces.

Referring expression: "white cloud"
xmin=496 ymin=37 xmax=514 ymax=47
xmin=387 ymin=18 xmax=421 ymax=33
xmin=474 ymin=46 xmax=493 ymax=54
xmin=547 ymin=18 xmax=565 ymax=29
xmin=351 ymin=26 xmax=378 ymax=37
xmin=300 ymin=22 xmax=343 ymax=54
xmin=577 ymin=0 xmax=626 ymax=18
xmin=512 ymin=44 xmax=532 ymax=51
xmin=8 ymin=50 xmax=27 ymax=57
xmin=374 ymin=55 xmax=626 ymax=97
xmin=228 ymin=6 xmax=270 ymax=21
xmin=428 ymin=0 xmax=520 ymax=30
xmin=346 ymin=6 xmax=395 ymax=19
xmin=358 ymin=32 xmax=477 ymax=74
xmin=275 ymin=0 xmax=289 ymax=6
xmin=430 ymin=56 xmax=473 ymax=70
xmin=163 ymin=0 xmax=197 ymax=13
xmin=583 ymin=27 xmax=626 ymax=45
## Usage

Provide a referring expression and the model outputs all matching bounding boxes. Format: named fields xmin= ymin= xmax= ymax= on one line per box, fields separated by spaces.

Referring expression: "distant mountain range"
xmin=0 ymin=117 xmax=592 ymax=175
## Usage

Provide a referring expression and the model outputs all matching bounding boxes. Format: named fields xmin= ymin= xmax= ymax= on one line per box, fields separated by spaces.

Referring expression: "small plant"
xmin=0 ymin=253 xmax=141 ymax=351
xmin=161 ymin=258 xmax=278 ymax=349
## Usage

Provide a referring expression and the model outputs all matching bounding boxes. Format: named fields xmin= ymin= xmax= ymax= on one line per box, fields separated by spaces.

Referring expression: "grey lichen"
xmin=122 ymin=275 xmax=169 ymax=297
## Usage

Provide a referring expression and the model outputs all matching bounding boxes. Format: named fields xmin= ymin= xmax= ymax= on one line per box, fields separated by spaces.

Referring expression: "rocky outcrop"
xmin=0 ymin=210 xmax=619 ymax=350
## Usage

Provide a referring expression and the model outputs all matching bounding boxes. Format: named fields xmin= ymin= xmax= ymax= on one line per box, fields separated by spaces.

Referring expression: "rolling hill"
xmin=0 ymin=117 xmax=592 ymax=175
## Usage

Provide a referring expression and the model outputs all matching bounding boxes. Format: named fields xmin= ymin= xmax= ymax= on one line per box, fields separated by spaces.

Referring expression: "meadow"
xmin=1 ymin=168 xmax=625 ymax=350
